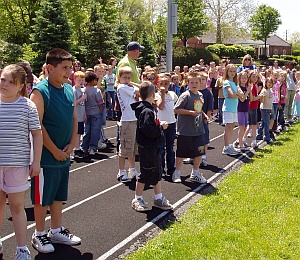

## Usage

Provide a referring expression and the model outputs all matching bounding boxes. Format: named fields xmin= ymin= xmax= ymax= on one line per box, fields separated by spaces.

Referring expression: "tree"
xmin=249 ymin=4 xmax=281 ymax=56
xmin=204 ymin=0 xmax=256 ymax=43
xmin=138 ymin=31 xmax=157 ymax=69
xmin=30 ymin=0 xmax=71 ymax=72
xmin=289 ymin=32 xmax=300 ymax=51
xmin=174 ymin=0 xmax=208 ymax=47
xmin=84 ymin=5 xmax=122 ymax=67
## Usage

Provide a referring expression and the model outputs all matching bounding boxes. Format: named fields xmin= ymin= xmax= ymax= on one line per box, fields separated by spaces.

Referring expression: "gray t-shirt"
xmin=84 ymin=86 xmax=103 ymax=116
xmin=73 ymin=86 xmax=85 ymax=122
xmin=174 ymin=90 xmax=205 ymax=136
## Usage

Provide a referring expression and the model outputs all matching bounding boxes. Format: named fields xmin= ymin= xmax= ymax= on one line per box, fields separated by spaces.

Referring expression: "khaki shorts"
xmin=118 ymin=121 xmax=137 ymax=158
xmin=0 ymin=166 xmax=30 ymax=193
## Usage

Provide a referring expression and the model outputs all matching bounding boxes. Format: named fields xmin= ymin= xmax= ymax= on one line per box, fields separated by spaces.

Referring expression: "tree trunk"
xmin=216 ymin=0 xmax=222 ymax=43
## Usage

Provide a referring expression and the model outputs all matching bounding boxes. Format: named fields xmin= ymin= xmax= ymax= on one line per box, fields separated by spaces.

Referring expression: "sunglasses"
xmin=147 ymin=77 xmax=155 ymax=80
xmin=245 ymin=58 xmax=251 ymax=61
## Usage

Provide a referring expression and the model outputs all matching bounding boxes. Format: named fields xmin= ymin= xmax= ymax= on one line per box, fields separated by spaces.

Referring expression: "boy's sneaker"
xmin=153 ymin=197 xmax=173 ymax=210
xmin=74 ymin=149 xmax=84 ymax=158
xmin=48 ymin=227 xmax=81 ymax=246
xmin=117 ymin=170 xmax=131 ymax=183
xmin=15 ymin=247 xmax=31 ymax=260
xmin=190 ymin=171 xmax=207 ymax=184
xmin=132 ymin=198 xmax=150 ymax=212
xmin=233 ymin=140 xmax=239 ymax=148
xmin=172 ymin=170 xmax=181 ymax=183
xmin=200 ymin=158 xmax=208 ymax=167
xmin=128 ymin=168 xmax=139 ymax=179
xmin=251 ymin=141 xmax=258 ymax=149
xmin=98 ymin=141 xmax=107 ymax=149
xmin=238 ymin=145 xmax=249 ymax=152
xmin=89 ymin=148 xmax=97 ymax=155
xmin=31 ymin=233 xmax=54 ymax=253
xmin=222 ymin=146 xmax=239 ymax=156
xmin=0 ymin=238 xmax=2 ymax=254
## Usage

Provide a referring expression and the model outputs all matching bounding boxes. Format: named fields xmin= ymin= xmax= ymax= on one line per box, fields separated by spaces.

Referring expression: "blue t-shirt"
xmin=237 ymin=65 xmax=256 ymax=73
xmin=222 ymin=80 xmax=238 ymax=112
xmin=199 ymin=88 xmax=213 ymax=114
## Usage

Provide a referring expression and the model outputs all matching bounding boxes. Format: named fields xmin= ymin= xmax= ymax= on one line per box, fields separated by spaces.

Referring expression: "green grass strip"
xmin=128 ymin=123 xmax=300 ymax=260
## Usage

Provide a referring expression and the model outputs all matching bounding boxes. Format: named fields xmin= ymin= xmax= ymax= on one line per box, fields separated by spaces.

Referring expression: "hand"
xmin=160 ymin=87 xmax=166 ymax=95
xmin=54 ymin=149 xmax=69 ymax=161
xmin=29 ymin=161 xmax=40 ymax=178
xmin=191 ymin=111 xmax=200 ymax=117
xmin=98 ymin=57 xmax=102 ymax=64
xmin=160 ymin=121 xmax=168 ymax=129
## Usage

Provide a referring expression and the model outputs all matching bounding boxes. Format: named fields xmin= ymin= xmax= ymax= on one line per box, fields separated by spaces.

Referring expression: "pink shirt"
xmin=272 ymin=82 xmax=280 ymax=103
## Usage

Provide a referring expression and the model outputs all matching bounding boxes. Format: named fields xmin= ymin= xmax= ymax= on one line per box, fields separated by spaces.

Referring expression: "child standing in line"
xmin=222 ymin=64 xmax=244 ymax=155
xmin=198 ymin=72 xmax=213 ymax=166
xmin=30 ymin=49 xmax=81 ymax=254
xmin=0 ymin=64 xmax=42 ymax=259
xmin=155 ymin=76 xmax=178 ymax=176
xmin=172 ymin=72 xmax=209 ymax=184
xmin=277 ymin=71 xmax=288 ymax=131
xmin=270 ymin=70 xmax=280 ymax=138
xmin=116 ymin=66 xmax=140 ymax=183
xmin=216 ymin=67 xmax=225 ymax=125
xmin=81 ymin=71 xmax=104 ymax=156
xmin=246 ymin=71 xmax=261 ymax=148
xmin=292 ymin=71 xmax=300 ymax=120
xmin=206 ymin=68 xmax=218 ymax=119
xmin=104 ymin=65 xmax=117 ymax=120
xmin=171 ymin=74 xmax=181 ymax=96
xmin=233 ymin=71 xmax=251 ymax=151
xmin=130 ymin=81 xmax=173 ymax=212
xmin=73 ymin=71 xmax=86 ymax=158
xmin=257 ymin=78 xmax=274 ymax=143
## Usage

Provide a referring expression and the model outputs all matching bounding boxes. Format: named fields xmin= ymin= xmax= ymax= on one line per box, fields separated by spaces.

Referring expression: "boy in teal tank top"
xmin=30 ymin=48 xmax=81 ymax=253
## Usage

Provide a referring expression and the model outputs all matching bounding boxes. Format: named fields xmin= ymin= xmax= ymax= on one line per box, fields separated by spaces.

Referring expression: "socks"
xmin=35 ymin=230 xmax=46 ymax=236
xmin=17 ymin=245 xmax=28 ymax=250
xmin=135 ymin=195 xmax=143 ymax=200
xmin=202 ymin=155 xmax=206 ymax=160
xmin=50 ymin=227 xmax=62 ymax=234
xmin=154 ymin=193 xmax=163 ymax=200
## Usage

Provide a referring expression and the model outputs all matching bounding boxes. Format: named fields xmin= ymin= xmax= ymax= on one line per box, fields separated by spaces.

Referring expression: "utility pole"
xmin=166 ymin=0 xmax=177 ymax=72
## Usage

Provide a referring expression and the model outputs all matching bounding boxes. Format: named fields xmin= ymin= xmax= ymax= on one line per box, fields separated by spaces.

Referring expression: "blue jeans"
xmin=81 ymin=113 xmax=102 ymax=151
xmin=218 ymin=98 xmax=225 ymax=124
xmin=257 ymin=109 xmax=271 ymax=142
xmin=161 ymin=122 xmax=176 ymax=174
xmin=106 ymin=91 xmax=116 ymax=118
xmin=278 ymin=104 xmax=285 ymax=127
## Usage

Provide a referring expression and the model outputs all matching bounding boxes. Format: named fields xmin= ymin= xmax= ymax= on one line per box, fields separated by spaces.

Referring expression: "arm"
xmin=174 ymin=108 xmax=199 ymax=117
xmin=29 ymin=129 xmax=43 ymax=177
xmin=63 ymin=106 xmax=78 ymax=154
xmin=226 ymin=86 xmax=242 ymax=98
xmin=156 ymin=87 xmax=166 ymax=110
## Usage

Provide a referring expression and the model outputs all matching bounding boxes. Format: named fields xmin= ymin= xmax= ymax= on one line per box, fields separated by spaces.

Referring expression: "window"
xmin=282 ymin=49 xmax=286 ymax=55
xmin=274 ymin=49 xmax=278 ymax=55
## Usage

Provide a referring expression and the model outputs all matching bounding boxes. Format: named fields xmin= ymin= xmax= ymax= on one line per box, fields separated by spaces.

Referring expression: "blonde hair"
xmin=118 ymin=66 xmax=133 ymax=77
xmin=74 ymin=71 xmax=86 ymax=79
xmin=247 ymin=71 xmax=260 ymax=85
xmin=222 ymin=64 xmax=237 ymax=84
xmin=237 ymin=71 xmax=249 ymax=86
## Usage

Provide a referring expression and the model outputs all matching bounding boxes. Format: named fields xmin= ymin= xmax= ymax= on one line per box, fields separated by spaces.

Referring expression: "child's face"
xmin=75 ymin=76 xmax=85 ymax=87
xmin=175 ymin=67 xmax=180 ymax=73
xmin=272 ymin=73 xmax=278 ymax=82
xmin=187 ymin=77 xmax=200 ymax=92
xmin=172 ymin=77 xmax=179 ymax=86
xmin=157 ymin=79 xmax=170 ymax=90
xmin=95 ymin=67 xmax=106 ymax=77
xmin=199 ymin=76 xmax=207 ymax=88
xmin=227 ymin=68 xmax=236 ymax=79
xmin=209 ymin=71 xmax=217 ymax=79
xmin=250 ymin=73 xmax=258 ymax=83
xmin=119 ymin=73 xmax=132 ymax=84
xmin=0 ymin=70 xmax=23 ymax=99
xmin=279 ymin=74 xmax=285 ymax=82
xmin=266 ymin=80 xmax=273 ymax=89
xmin=48 ymin=60 xmax=73 ymax=85
xmin=239 ymin=74 xmax=248 ymax=85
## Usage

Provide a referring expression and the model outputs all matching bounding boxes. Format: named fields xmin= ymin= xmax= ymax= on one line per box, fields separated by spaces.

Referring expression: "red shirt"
xmin=249 ymin=84 xmax=259 ymax=110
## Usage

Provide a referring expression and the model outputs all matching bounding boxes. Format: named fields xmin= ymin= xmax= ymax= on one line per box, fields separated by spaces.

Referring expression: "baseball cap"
xmin=127 ymin=41 xmax=145 ymax=51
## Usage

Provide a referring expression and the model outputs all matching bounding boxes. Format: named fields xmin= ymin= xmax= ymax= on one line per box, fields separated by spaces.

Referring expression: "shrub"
xmin=206 ymin=44 xmax=255 ymax=59
xmin=292 ymin=50 xmax=300 ymax=56
xmin=272 ymin=54 xmax=279 ymax=59
xmin=281 ymin=55 xmax=294 ymax=61
xmin=173 ymin=47 xmax=220 ymax=69
xmin=0 ymin=40 xmax=23 ymax=67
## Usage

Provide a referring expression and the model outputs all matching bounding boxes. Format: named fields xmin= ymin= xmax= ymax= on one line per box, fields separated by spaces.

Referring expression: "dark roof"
xmin=267 ymin=35 xmax=291 ymax=47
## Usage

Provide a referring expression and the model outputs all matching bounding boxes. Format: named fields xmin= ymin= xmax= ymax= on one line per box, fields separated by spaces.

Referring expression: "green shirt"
xmin=33 ymin=79 xmax=75 ymax=168
xmin=116 ymin=54 xmax=140 ymax=84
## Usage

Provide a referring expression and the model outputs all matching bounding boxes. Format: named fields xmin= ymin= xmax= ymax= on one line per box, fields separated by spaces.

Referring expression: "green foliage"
xmin=281 ymin=55 xmax=295 ymax=61
xmin=173 ymin=47 xmax=220 ymax=68
xmin=138 ymin=32 xmax=157 ymax=69
xmin=0 ymin=40 xmax=23 ymax=67
xmin=21 ymin=44 xmax=38 ymax=66
xmin=268 ymin=58 xmax=286 ymax=66
xmin=30 ymin=0 xmax=71 ymax=72
xmin=249 ymin=4 xmax=281 ymax=54
xmin=205 ymin=44 xmax=255 ymax=58
xmin=175 ymin=0 xmax=208 ymax=46
xmin=272 ymin=54 xmax=279 ymax=59
xmin=115 ymin=22 xmax=132 ymax=58
xmin=292 ymin=50 xmax=300 ymax=56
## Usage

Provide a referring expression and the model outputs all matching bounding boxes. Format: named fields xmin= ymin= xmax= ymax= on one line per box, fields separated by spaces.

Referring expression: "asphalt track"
xmin=1 ymin=120 xmax=258 ymax=259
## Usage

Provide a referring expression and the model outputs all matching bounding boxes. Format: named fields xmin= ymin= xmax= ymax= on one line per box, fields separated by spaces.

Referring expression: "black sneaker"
xmin=74 ymin=149 xmax=84 ymax=158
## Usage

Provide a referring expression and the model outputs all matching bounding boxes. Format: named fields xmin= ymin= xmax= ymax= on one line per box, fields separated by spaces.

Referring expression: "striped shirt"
xmin=0 ymin=96 xmax=41 ymax=166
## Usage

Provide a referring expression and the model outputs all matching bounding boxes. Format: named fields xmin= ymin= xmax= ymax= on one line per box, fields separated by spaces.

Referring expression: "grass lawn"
xmin=127 ymin=123 xmax=300 ymax=260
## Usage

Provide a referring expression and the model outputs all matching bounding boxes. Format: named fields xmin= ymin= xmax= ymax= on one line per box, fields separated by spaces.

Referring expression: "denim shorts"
xmin=248 ymin=109 xmax=258 ymax=125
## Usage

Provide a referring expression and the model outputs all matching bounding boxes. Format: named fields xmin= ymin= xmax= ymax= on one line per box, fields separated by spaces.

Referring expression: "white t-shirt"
xmin=117 ymin=84 xmax=137 ymax=121
xmin=0 ymin=96 xmax=41 ymax=166
xmin=155 ymin=91 xmax=178 ymax=124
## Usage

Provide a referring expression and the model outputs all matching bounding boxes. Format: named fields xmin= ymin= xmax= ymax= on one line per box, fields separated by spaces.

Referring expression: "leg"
xmin=49 ymin=201 xmax=63 ymax=229
xmin=135 ymin=182 xmax=145 ymax=197
xmin=224 ymin=123 xmax=234 ymax=146
xmin=33 ymin=204 xmax=49 ymax=232
xmin=165 ymin=123 xmax=176 ymax=173
xmin=193 ymin=156 xmax=202 ymax=170
xmin=0 ymin=191 xmax=6 ymax=231
xmin=175 ymin=157 xmax=184 ymax=171
xmin=8 ymin=192 xmax=27 ymax=246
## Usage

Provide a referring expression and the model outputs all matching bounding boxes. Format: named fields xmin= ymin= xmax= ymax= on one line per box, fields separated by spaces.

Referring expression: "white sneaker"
xmin=0 ymin=237 xmax=2 ymax=254
xmin=251 ymin=141 xmax=258 ymax=148
xmin=128 ymin=168 xmax=139 ymax=179
xmin=48 ymin=227 xmax=81 ymax=245
xmin=15 ymin=247 xmax=31 ymax=260
xmin=172 ymin=170 xmax=181 ymax=183
xmin=190 ymin=171 xmax=207 ymax=184
xmin=117 ymin=170 xmax=131 ymax=183
xmin=89 ymin=148 xmax=96 ymax=155
xmin=31 ymin=233 xmax=54 ymax=253
xmin=98 ymin=141 xmax=107 ymax=149
xmin=201 ymin=158 xmax=208 ymax=167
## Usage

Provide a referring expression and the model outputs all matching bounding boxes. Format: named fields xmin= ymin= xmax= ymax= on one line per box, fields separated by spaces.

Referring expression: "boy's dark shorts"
xmin=176 ymin=135 xmax=205 ymax=158
xmin=138 ymin=146 xmax=162 ymax=186
xmin=203 ymin=121 xmax=210 ymax=145
xmin=78 ymin=121 xmax=84 ymax=135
